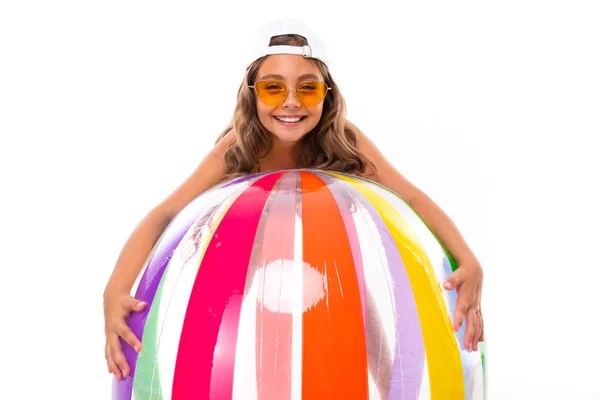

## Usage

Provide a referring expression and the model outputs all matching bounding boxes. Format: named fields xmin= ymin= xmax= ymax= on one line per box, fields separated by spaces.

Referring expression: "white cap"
xmin=247 ymin=18 xmax=329 ymax=68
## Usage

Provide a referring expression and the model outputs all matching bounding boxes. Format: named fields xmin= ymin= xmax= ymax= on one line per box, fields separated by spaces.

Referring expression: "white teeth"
xmin=275 ymin=116 xmax=303 ymax=123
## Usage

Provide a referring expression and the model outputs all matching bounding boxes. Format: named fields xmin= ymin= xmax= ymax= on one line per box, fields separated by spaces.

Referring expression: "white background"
xmin=1 ymin=1 xmax=599 ymax=399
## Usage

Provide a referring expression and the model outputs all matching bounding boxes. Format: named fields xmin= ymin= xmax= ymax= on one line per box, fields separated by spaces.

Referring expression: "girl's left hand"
xmin=442 ymin=260 xmax=484 ymax=351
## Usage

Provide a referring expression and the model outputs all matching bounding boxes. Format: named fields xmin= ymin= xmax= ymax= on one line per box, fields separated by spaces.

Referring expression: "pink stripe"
xmin=254 ymin=172 xmax=298 ymax=400
xmin=172 ymin=173 xmax=284 ymax=400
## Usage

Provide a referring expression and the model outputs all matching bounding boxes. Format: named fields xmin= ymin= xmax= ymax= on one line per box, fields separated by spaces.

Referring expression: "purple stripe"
xmin=222 ymin=172 xmax=269 ymax=188
xmin=112 ymin=173 xmax=254 ymax=400
xmin=331 ymin=175 xmax=425 ymax=399
xmin=112 ymin=221 xmax=191 ymax=399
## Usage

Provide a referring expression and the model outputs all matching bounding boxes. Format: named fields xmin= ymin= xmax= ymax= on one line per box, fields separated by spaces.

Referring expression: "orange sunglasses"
xmin=249 ymin=80 xmax=331 ymax=107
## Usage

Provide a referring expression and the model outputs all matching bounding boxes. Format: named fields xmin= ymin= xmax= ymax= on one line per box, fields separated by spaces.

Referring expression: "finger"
xmin=472 ymin=311 xmax=482 ymax=351
xmin=479 ymin=311 xmax=485 ymax=342
xmin=116 ymin=322 xmax=142 ymax=353
xmin=121 ymin=295 xmax=147 ymax=312
xmin=443 ymin=269 xmax=464 ymax=291
xmin=453 ymin=298 xmax=468 ymax=332
xmin=106 ymin=353 xmax=122 ymax=379
xmin=463 ymin=309 xmax=477 ymax=351
xmin=109 ymin=334 xmax=131 ymax=378
xmin=453 ymin=309 xmax=465 ymax=332
xmin=106 ymin=340 xmax=123 ymax=380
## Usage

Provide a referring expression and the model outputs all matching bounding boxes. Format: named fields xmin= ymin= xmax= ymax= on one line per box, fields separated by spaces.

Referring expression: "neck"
xmin=257 ymin=139 xmax=299 ymax=172
xmin=271 ymin=136 xmax=298 ymax=155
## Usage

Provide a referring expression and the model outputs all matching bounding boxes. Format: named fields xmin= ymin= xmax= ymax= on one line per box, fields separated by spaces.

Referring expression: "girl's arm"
xmin=350 ymin=121 xmax=484 ymax=350
xmin=350 ymin=120 xmax=479 ymax=265
xmin=104 ymin=129 xmax=236 ymax=380
xmin=104 ymin=128 xmax=236 ymax=296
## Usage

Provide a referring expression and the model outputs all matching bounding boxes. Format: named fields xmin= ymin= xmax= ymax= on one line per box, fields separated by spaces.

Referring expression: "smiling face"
xmin=253 ymin=54 xmax=326 ymax=145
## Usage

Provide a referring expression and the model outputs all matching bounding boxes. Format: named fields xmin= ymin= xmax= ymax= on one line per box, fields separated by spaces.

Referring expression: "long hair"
xmin=214 ymin=34 xmax=375 ymax=180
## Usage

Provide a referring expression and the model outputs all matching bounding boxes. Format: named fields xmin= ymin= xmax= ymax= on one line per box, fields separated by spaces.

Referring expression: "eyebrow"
xmin=258 ymin=73 xmax=320 ymax=81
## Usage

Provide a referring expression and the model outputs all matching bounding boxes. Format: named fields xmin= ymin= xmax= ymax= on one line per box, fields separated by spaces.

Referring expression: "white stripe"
xmin=418 ymin=357 xmax=430 ymax=398
xmin=231 ymin=260 xmax=259 ymax=400
xmin=350 ymin=197 xmax=398 ymax=396
xmin=231 ymin=178 xmax=278 ymax=400
xmin=367 ymin=370 xmax=383 ymax=400
xmin=152 ymin=241 xmax=197 ymax=400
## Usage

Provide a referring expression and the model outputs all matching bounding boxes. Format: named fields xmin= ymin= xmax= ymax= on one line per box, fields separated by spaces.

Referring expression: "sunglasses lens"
xmin=253 ymin=81 xmax=328 ymax=106
xmin=296 ymin=82 xmax=327 ymax=106
xmin=254 ymin=81 xmax=286 ymax=106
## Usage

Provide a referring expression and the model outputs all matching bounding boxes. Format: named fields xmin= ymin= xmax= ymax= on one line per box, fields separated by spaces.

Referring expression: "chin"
xmin=265 ymin=118 xmax=319 ymax=143
xmin=271 ymin=129 xmax=310 ymax=143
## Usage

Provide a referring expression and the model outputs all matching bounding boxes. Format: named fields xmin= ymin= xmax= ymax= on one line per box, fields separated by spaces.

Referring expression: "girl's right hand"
xmin=104 ymin=292 xmax=147 ymax=380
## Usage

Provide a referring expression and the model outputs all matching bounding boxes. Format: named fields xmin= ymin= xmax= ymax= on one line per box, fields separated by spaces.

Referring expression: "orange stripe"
xmin=300 ymin=171 xmax=368 ymax=399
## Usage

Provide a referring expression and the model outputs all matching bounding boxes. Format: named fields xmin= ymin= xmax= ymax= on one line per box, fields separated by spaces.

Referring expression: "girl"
xmin=103 ymin=19 xmax=484 ymax=382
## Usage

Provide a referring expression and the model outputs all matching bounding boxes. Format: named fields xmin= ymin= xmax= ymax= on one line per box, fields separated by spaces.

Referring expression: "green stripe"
xmin=132 ymin=257 xmax=173 ymax=399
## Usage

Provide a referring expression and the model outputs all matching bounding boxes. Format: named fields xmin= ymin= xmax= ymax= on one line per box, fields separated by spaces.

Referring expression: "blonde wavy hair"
xmin=215 ymin=34 xmax=375 ymax=180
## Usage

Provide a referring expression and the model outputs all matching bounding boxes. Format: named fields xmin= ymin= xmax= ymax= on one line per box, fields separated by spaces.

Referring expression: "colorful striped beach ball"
xmin=112 ymin=169 xmax=487 ymax=400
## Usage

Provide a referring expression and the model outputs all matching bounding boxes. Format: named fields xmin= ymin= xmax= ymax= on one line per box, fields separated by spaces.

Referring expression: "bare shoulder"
xmin=209 ymin=128 xmax=237 ymax=160
xmin=346 ymin=120 xmax=421 ymax=204
xmin=345 ymin=119 xmax=382 ymax=177
xmin=155 ymin=129 xmax=238 ymax=220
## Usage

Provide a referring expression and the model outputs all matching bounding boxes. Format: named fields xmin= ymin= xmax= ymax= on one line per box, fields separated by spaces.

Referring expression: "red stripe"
xmin=172 ymin=173 xmax=283 ymax=400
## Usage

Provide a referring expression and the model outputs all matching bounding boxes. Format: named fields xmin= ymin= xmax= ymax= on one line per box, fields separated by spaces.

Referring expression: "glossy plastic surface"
xmin=112 ymin=170 xmax=486 ymax=400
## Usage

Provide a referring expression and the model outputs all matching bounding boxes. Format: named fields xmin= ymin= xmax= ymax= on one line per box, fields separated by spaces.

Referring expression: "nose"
xmin=282 ymin=87 xmax=301 ymax=108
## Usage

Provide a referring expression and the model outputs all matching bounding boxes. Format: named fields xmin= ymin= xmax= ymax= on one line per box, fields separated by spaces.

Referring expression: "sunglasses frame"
xmin=249 ymin=80 xmax=332 ymax=107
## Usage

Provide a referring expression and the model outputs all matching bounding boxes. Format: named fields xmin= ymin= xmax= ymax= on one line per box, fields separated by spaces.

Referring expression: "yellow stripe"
xmin=325 ymin=172 xmax=464 ymax=399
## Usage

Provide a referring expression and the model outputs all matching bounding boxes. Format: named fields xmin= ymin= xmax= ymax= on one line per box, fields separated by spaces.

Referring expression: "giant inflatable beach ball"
xmin=112 ymin=169 xmax=487 ymax=400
